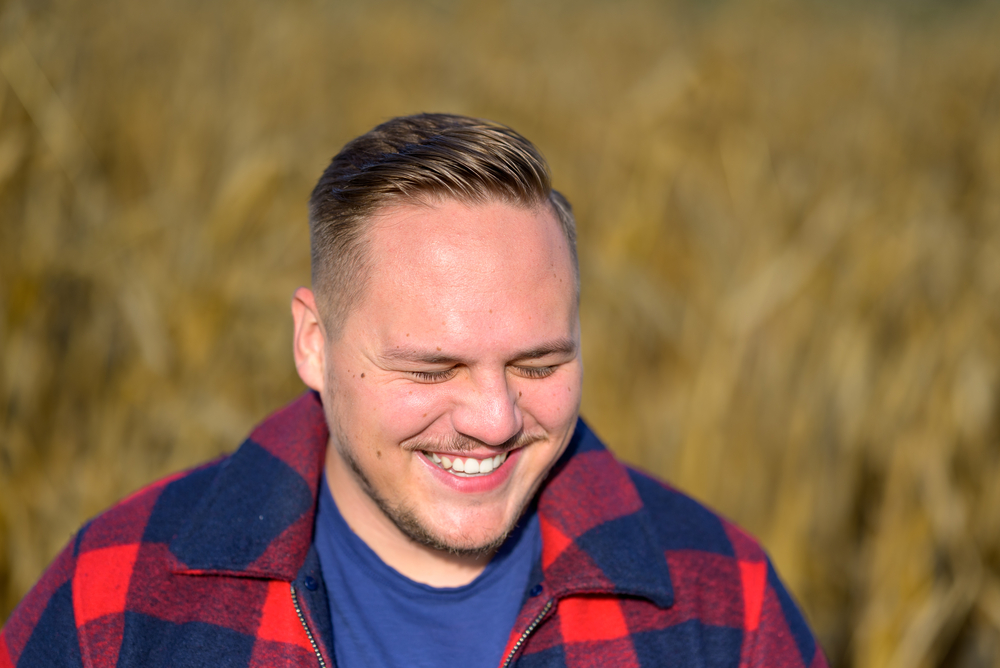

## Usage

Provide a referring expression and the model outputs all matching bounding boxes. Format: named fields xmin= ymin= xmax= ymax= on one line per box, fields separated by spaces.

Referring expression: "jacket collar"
xmin=169 ymin=391 xmax=328 ymax=581
xmin=170 ymin=393 xmax=673 ymax=608
xmin=536 ymin=421 xmax=674 ymax=608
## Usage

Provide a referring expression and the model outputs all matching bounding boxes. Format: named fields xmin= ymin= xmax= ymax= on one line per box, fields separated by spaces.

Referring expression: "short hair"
xmin=308 ymin=113 xmax=578 ymax=336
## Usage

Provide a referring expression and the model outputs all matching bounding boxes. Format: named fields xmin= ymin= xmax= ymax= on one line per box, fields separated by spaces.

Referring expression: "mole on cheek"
xmin=360 ymin=373 xmax=365 ymax=378
xmin=376 ymin=450 xmax=382 ymax=459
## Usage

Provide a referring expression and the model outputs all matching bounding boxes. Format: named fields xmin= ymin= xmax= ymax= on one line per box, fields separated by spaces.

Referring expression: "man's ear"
xmin=292 ymin=287 xmax=326 ymax=392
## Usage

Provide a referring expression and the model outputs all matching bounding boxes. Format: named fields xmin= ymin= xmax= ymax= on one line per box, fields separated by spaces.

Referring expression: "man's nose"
xmin=451 ymin=372 xmax=522 ymax=447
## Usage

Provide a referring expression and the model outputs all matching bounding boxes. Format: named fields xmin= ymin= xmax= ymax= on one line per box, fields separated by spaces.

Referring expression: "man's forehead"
xmin=338 ymin=198 xmax=578 ymax=349
xmin=365 ymin=199 xmax=571 ymax=286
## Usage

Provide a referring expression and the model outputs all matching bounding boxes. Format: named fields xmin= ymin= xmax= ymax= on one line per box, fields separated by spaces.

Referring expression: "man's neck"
xmin=324 ymin=449 xmax=494 ymax=588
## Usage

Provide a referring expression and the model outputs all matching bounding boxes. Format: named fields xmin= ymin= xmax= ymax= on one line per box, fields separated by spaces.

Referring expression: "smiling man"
xmin=295 ymin=196 xmax=581 ymax=585
xmin=1 ymin=114 xmax=827 ymax=668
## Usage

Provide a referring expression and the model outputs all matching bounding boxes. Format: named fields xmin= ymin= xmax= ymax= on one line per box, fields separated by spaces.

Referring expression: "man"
xmin=1 ymin=114 xmax=827 ymax=667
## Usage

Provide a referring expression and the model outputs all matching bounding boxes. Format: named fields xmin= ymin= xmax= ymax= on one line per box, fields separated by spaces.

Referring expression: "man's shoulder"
xmin=624 ymin=465 xmax=768 ymax=563
xmin=79 ymin=456 xmax=229 ymax=554
xmin=624 ymin=465 xmax=825 ymax=667
xmin=0 ymin=457 xmax=231 ymax=666
xmin=79 ymin=391 xmax=328 ymax=561
xmin=552 ymin=420 xmax=768 ymax=564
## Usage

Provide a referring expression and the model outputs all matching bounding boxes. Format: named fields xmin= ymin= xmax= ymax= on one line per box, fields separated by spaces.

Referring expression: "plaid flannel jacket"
xmin=1 ymin=391 xmax=828 ymax=667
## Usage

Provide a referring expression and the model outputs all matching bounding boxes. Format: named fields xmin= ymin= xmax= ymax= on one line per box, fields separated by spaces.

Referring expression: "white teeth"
xmin=424 ymin=451 xmax=511 ymax=477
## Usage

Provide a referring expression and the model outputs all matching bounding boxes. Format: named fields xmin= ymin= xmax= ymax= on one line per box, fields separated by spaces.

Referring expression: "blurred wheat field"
xmin=2 ymin=0 xmax=1000 ymax=665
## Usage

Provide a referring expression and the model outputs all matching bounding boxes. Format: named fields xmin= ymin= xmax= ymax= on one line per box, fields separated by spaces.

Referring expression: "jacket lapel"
xmin=169 ymin=392 xmax=328 ymax=581
xmin=536 ymin=420 xmax=674 ymax=608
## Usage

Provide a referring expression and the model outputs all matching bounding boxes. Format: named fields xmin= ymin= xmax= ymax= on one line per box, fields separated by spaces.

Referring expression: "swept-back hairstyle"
xmin=308 ymin=113 xmax=577 ymax=335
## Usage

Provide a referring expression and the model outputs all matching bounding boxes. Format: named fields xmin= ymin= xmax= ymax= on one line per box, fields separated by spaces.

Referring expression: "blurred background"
xmin=1 ymin=0 xmax=999 ymax=665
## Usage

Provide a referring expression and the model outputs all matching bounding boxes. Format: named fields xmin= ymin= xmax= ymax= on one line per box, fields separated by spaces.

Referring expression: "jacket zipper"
xmin=500 ymin=599 xmax=554 ymax=668
xmin=290 ymin=583 xmax=328 ymax=668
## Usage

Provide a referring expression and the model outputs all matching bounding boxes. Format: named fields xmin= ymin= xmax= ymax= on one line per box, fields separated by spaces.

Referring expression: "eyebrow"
xmin=379 ymin=338 xmax=577 ymax=365
xmin=513 ymin=338 xmax=578 ymax=361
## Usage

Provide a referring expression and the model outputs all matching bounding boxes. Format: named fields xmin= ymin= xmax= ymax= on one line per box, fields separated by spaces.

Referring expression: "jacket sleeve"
xmin=0 ymin=536 xmax=85 ymax=668
xmin=745 ymin=559 xmax=829 ymax=668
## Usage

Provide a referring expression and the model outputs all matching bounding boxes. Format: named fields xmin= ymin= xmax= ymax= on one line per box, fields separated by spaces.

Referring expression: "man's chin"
xmin=337 ymin=437 xmax=527 ymax=556
xmin=390 ymin=506 xmax=516 ymax=558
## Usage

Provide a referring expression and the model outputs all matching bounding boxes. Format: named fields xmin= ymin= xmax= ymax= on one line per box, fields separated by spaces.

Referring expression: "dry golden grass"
xmin=3 ymin=0 xmax=1000 ymax=665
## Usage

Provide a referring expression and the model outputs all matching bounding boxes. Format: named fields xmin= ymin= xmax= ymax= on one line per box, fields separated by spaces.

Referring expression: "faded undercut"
xmin=308 ymin=113 xmax=578 ymax=336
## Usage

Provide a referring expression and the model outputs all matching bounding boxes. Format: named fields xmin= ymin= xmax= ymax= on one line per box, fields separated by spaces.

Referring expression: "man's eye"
xmin=409 ymin=368 xmax=457 ymax=383
xmin=514 ymin=365 xmax=556 ymax=379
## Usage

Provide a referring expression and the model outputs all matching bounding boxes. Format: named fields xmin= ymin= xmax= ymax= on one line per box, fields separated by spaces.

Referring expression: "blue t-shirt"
xmin=314 ymin=476 xmax=541 ymax=668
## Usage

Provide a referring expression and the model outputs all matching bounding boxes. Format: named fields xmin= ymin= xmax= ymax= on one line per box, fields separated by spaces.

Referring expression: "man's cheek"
xmin=527 ymin=377 xmax=582 ymax=427
xmin=372 ymin=384 xmax=447 ymax=435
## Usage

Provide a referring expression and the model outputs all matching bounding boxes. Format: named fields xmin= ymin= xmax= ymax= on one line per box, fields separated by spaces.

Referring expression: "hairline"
xmin=317 ymin=191 xmax=579 ymax=341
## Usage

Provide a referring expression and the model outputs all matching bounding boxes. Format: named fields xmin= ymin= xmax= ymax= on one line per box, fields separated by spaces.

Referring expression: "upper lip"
xmin=410 ymin=431 xmax=544 ymax=458
xmin=421 ymin=448 xmax=514 ymax=459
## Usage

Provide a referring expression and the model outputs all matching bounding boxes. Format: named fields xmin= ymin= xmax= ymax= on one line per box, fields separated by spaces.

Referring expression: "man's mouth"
xmin=422 ymin=451 xmax=510 ymax=477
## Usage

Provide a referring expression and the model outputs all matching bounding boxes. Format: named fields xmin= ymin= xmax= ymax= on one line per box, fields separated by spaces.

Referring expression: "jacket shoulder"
xmin=81 ymin=455 xmax=229 ymax=552
xmin=626 ymin=466 xmax=827 ymax=667
xmin=0 ymin=457 xmax=227 ymax=667
xmin=626 ymin=466 xmax=766 ymax=561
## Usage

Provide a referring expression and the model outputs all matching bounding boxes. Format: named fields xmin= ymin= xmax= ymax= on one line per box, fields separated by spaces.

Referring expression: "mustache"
xmin=402 ymin=429 xmax=545 ymax=454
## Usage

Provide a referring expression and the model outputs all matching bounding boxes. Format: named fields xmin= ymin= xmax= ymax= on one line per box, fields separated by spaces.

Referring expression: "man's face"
xmin=320 ymin=198 xmax=582 ymax=555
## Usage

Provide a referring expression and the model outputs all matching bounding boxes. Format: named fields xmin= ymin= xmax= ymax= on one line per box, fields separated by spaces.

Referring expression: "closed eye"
xmin=408 ymin=368 xmax=459 ymax=383
xmin=511 ymin=365 xmax=557 ymax=379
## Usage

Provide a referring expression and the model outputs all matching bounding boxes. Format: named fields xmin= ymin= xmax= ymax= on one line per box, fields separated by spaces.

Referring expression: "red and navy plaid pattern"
xmin=1 ymin=392 xmax=827 ymax=667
